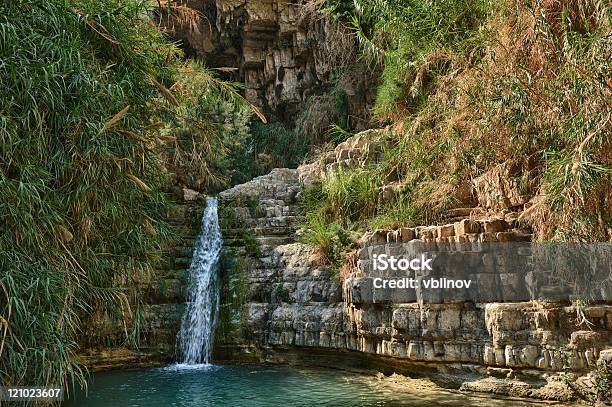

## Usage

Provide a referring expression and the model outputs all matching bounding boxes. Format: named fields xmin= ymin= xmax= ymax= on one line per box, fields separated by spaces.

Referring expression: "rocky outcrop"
xmin=298 ymin=129 xmax=384 ymax=184
xmin=347 ymin=232 xmax=612 ymax=373
xmin=215 ymin=131 xmax=612 ymax=402
xmin=473 ymin=161 xmax=535 ymax=211
xmin=158 ymin=0 xmax=375 ymax=128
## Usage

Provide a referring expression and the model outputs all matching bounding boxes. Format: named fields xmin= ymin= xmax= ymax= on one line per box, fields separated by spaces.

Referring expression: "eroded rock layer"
xmin=159 ymin=0 xmax=374 ymax=127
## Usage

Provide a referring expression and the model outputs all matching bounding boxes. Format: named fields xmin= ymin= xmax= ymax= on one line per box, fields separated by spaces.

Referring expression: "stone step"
xmin=253 ymin=226 xmax=296 ymax=236
xmin=223 ymin=238 xmax=245 ymax=247
xmin=173 ymin=256 xmax=192 ymax=268
xmin=158 ymin=256 xmax=194 ymax=270
xmin=224 ymin=246 xmax=247 ymax=256
xmin=162 ymin=246 xmax=193 ymax=258
xmin=181 ymin=239 xmax=196 ymax=247
xmin=170 ymin=225 xmax=199 ymax=236
xmin=221 ymin=229 xmax=249 ymax=238
xmin=223 ymin=226 xmax=296 ymax=237
xmin=155 ymin=268 xmax=189 ymax=279
xmin=444 ymin=207 xmax=483 ymax=218
xmin=256 ymin=236 xmax=294 ymax=246
xmin=168 ymin=219 xmax=193 ymax=228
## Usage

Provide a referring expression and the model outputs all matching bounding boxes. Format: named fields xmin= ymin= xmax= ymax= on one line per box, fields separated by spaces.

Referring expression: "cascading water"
xmin=175 ymin=197 xmax=222 ymax=366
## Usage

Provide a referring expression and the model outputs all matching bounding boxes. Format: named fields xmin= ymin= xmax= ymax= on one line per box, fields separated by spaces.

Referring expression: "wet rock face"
xmin=159 ymin=0 xmax=374 ymax=125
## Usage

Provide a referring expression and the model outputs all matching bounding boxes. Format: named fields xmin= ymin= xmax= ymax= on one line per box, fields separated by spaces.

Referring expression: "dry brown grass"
xmin=297 ymin=0 xmax=328 ymax=23
xmin=295 ymin=94 xmax=339 ymax=144
xmin=375 ymin=0 xmax=611 ymax=240
xmin=315 ymin=19 xmax=358 ymax=69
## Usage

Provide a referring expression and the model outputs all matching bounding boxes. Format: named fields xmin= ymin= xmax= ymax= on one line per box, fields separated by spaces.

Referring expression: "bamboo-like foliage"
xmin=0 ymin=0 xmax=249 ymax=396
xmin=160 ymin=63 xmax=252 ymax=190
xmin=347 ymin=0 xmax=490 ymax=116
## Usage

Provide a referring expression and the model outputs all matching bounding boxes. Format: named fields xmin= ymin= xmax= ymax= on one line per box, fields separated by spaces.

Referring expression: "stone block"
xmin=390 ymin=340 xmax=407 ymax=357
xmin=598 ymin=348 xmax=612 ymax=364
xmin=484 ymin=219 xmax=508 ymax=233
xmin=182 ymin=188 xmax=199 ymax=201
xmin=454 ymin=219 xmax=481 ymax=235
xmin=484 ymin=345 xmax=496 ymax=365
xmin=472 ymin=161 xmax=531 ymax=210
xmin=479 ymin=232 xmax=498 ymax=242
xmin=387 ymin=230 xmax=399 ymax=243
xmin=407 ymin=341 xmax=420 ymax=359
xmin=520 ymin=345 xmax=540 ymax=367
xmin=438 ymin=224 xmax=455 ymax=238
xmin=369 ymin=230 xmax=388 ymax=244
xmin=399 ymin=227 xmax=415 ymax=242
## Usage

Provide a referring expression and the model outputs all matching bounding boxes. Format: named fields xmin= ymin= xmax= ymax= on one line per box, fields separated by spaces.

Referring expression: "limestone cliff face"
xmin=159 ymin=0 xmax=374 ymax=128
xmin=216 ymin=131 xmax=612 ymax=401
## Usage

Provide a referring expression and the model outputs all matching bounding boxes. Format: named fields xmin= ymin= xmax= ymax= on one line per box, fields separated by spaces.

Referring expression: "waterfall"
xmin=175 ymin=197 xmax=222 ymax=366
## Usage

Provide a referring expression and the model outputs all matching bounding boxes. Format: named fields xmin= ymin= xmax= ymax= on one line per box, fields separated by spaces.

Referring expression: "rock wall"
xmin=348 ymin=231 xmax=611 ymax=372
xmin=215 ymin=132 xmax=612 ymax=402
xmin=158 ymin=0 xmax=375 ymax=128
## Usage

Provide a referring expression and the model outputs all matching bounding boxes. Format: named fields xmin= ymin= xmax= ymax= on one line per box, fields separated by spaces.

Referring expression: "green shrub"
xmin=164 ymin=63 xmax=252 ymax=190
xmin=594 ymin=360 xmax=612 ymax=403
xmin=371 ymin=198 xmax=421 ymax=230
xmin=299 ymin=214 xmax=353 ymax=270
xmin=230 ymin=121 xmax=307 ymax=183
xmin=274 ymin=284 xmax=290 ymax=303
xmin=347 ymin=0 xmax=491 ymax=117
xmin=322 ymin=169 xmax=380 ymax=223
xmin=298 ymin=175 xmax=371 ymax=267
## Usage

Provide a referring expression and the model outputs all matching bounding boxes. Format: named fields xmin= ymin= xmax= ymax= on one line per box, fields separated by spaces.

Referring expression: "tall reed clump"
xmin=162 ymin=63 xmax=252 ymax=190
xmin=0 ymin=0 xmax=249 ymax=395
xmin=349 ymin=0 xmax=491 ymax=118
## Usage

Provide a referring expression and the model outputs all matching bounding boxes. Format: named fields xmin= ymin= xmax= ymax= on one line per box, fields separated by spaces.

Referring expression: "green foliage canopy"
xmin=0 ymin=0 xmax=248 ymax=392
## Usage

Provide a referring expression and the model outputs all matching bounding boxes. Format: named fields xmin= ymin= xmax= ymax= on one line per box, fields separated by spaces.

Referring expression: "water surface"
xmin=63 ymin=364 xmax=569 ymax=407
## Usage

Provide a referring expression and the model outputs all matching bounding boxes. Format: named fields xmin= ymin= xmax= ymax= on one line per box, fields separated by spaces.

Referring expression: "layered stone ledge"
xmin=214 ymin=136 xmax=611 ymax=401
